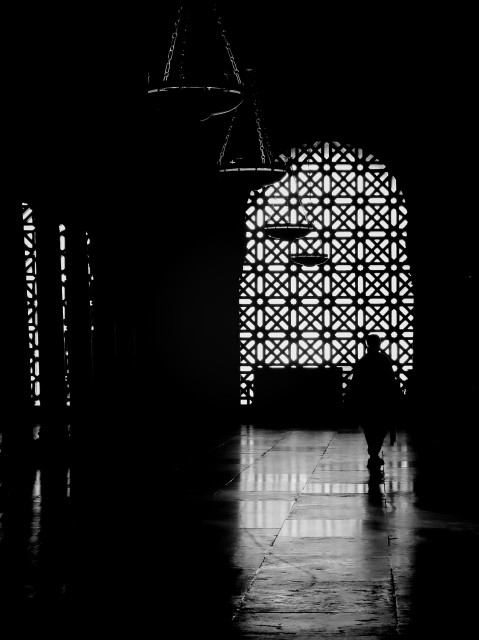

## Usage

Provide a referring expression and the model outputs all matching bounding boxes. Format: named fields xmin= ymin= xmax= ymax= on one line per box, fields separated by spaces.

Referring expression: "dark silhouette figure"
xmin=347 ymin=334 xmax=401 ymax=470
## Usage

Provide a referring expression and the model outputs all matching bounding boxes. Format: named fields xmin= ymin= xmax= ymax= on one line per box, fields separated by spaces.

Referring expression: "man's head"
xmin=366 ymin=333 xmax=381 ymax=352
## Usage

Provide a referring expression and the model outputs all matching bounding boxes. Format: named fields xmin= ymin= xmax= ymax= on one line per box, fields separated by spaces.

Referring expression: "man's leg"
xmin=363 ymin=423 xmax=388 ymax=466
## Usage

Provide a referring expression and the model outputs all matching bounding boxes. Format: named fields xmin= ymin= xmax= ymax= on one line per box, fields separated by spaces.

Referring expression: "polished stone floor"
xmin=1 ymin=423 xmax=478 ymax=637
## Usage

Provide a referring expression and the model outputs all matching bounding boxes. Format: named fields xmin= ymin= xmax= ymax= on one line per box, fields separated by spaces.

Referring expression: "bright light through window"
xmin=239 ymin=141 xmax=414 ymax=405
xmin=59 ymin=224 xmax=71 ymax=407
xmin=23 ymin=204 xmax=41 ymax=405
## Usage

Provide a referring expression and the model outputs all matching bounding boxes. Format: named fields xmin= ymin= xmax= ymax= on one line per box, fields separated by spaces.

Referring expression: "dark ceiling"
xmin=5 ymin=3 xmax=477 ymax=254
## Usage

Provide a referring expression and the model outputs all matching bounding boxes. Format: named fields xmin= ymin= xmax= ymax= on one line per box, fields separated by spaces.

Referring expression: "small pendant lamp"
xmin=217 ymin=69 xmax=287 ymax=190
xmin=263 ymin=191 xmax=315 ymax=241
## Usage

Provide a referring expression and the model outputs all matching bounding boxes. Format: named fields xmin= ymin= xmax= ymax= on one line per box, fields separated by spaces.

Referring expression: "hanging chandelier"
xmin=267 ymin=217 xmax=330 ymax=266
xmin=263 ymin=180 xmax=330 ymax=266
xmin=147 ymin=3 xmax=244 ymax=121
xmin=289 ymin=253 xmax=329 ymax=266
xmin=263 ymin=194 xmax=315 ymax=241
xmin=217 ymin=69 xmax=287 ymax=190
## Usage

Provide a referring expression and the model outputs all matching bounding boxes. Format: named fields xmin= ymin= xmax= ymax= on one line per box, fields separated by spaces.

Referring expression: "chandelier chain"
xmin=163 ymin=5 xmax=183 ymax=82
xmin=218 ymin=110 xmax=237 ymax=165
xmin=253 ymin=96 xmax=267 ymax=164
xmin=213 ymin=4 xmax=242 ymax=85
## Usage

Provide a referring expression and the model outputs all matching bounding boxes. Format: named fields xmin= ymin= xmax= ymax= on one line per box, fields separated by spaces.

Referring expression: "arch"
xmin=239 ymin=141 xmax=414 ymax=405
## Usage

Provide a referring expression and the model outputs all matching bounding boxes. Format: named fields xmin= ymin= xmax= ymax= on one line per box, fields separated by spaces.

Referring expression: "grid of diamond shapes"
xmin=23 ymin=204 xmax=41 ymax=405
xmin=240 ymin=141 xmax=414 ymax=405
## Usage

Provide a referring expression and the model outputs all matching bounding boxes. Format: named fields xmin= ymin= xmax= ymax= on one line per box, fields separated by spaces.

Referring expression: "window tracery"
xmin=239 ymin=141 xmax=414 ymax=405
xmin=23 ymin=204 xmax=41 ymax=405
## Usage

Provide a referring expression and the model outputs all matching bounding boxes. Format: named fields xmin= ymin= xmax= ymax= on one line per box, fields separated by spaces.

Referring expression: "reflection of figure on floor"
xmin=367 ymin=473 xmax=384 ymax=504
xmin=347 ymin=333 xmax=402 ymax=470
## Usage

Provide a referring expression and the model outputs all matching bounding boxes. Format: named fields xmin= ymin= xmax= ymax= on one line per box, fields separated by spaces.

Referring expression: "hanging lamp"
xmin=147 ymin=3 xmax=244 ymax=121
xmin=263 ymin=192 xmax=315 ymax=241
xmin=289 ymin=237 xmax=330 ymax=266
xmin=217 ymin=69 xmax=287 ymax=190
xmin=261 ymin=159 xmax=329 ymax=263
xmin=288 ymin=226 xmax=329 ymax=266
xmin=290 ymin=252 xmax=329 ymax=267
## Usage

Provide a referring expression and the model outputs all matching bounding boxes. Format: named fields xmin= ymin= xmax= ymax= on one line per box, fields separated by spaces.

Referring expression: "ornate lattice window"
xmin=86 ymin=231 xmax=95 ymax=334
xmin=23 ymin=203 xmax=41 ymax=405
xmin=240 ymin=141 xmax=414 ymax=405
xmin=85 ymin=230 xmax=95 ymax=374
xmin=59 ymin=224 xmax=71 ymax=406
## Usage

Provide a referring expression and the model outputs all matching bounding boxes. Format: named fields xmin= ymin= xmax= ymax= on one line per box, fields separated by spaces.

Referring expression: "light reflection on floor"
xmin=236 ymin=473 xmax=311 ymax=492
xmin=224 ymin=426 xmax=432 ymax=636
xmin=3 ymin=423 xmax=479 ymax=636
xmin=302 ymin=482 xmax=373 ymax=494
xmin=33 ymin=469 xmax=41 ymax=497
xmin=238 ymin=500 xmax=294 ymax=528
xmin=118 ymin=424 xmax=478 ymax=635
xmin=278 ymin=518 xmax=366 ymax=538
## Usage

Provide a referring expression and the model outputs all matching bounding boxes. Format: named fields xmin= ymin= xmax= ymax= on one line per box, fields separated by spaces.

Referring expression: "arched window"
xmin=240 ymin=141 xmax=414 ymax=405
xmin=59 ymin=224 xmax=71 ymax=406
xmin=59 ymin=225 xmax=96 ymax=408
xmin=23 ymin=203 xmax=41 ymax=405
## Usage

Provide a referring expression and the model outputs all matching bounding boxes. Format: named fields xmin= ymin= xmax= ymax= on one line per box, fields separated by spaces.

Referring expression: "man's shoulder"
xmin=355 ymin=351 xmax=392 ymax=369
xmin=378 ymin=351 xmax=393 ymax=365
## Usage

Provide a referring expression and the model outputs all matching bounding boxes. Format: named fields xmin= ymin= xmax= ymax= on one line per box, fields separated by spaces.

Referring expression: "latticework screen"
xmin=59 ymin=224 xmax=71 ymax=407
xmin=23 ymin=204 xmax=41 ymax=405
xmin=86 ymin=231 xmax=95 ymax=333
xmin=240 ymin=141 xmax=414 ymax=405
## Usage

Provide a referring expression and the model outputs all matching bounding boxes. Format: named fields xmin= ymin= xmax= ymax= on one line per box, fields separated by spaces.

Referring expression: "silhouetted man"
xmin=348 ymin=334 xmax=401 ymax=470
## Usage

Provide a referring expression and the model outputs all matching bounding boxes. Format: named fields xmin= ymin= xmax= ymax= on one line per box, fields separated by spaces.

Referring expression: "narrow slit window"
xmin=23 ymin=204 xmax=41 ymax=405
xmin=59 ymin=224 xmax=71 ymax=407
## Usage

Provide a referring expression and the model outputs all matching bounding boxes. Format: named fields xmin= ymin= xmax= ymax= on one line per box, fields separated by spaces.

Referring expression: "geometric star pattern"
xmin=240 ymin=141 xmax=414 ymax=405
